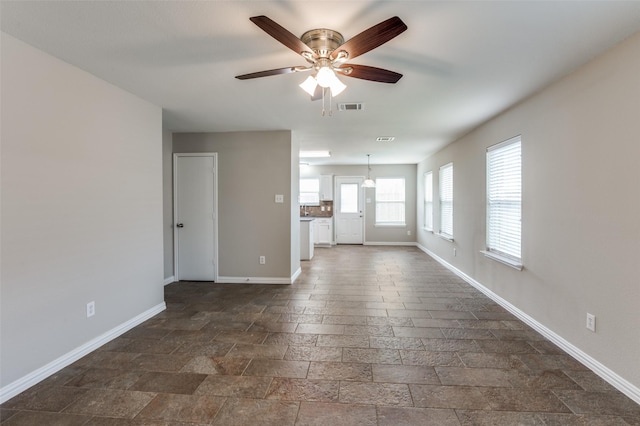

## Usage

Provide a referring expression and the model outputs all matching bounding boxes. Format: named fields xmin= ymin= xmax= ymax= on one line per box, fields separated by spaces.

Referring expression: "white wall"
xmin=301 ymin=164 xmax=417 ymax=244
xmin=417 ymin=32 xmax=640 ymax=394
xmin=172 ymin=131 xmax=298 ymax=282
xmin=0 ymin=33 xmax=165 ymax=392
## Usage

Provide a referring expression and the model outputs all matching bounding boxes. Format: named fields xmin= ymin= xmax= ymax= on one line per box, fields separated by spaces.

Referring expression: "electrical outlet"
xmin=275 ymin=194 xmax=284 ymax=203
xmin=259 ymin=256 xmax=266 ymax=265
xmin=586 ymin=313 xmax=596 ymax=332
xmin=407 ymin=230 xmax=411 ymax=235
xmin=86 ymin=301 xmax=95 ymax=318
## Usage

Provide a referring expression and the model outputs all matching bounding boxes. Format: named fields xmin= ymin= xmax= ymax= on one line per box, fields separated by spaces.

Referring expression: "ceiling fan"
xmin=235 ymin=15 xmax=408 ymax=105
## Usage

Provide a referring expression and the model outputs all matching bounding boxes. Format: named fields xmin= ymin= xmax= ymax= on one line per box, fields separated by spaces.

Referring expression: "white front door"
xmin=174 ymin=153 xmax=217 ymax=281
xmin=335 ymin=176 xmax=364 ymax=244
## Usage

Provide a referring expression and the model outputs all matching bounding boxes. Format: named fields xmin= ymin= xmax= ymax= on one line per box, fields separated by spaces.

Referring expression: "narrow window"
xmin=486 ymin=136 xmax=522 ymax=266
xmin=439 ymin=163 xmax=453 ymax=239
xmin=375 ymin=178 xmax=405 ymax=226
xmin=299 ymin=178 xmax=320 ymax=206
xmin=424 ymin=171 xmax=433 ymax=231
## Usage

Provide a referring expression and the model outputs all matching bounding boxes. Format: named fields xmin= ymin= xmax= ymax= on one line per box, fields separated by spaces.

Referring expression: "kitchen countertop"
xmin=300 ymin=217 xmax=316 ymax=222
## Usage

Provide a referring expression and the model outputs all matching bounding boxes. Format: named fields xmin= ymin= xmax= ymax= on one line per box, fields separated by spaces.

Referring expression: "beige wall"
xmin=0 ymin=34 xmax=164 ymax=390
xmin=417 ymin=33 xmax=640 ymax=391
xmin=162 ymin=128 xmax=174 ymax=280
xmin=301 ymin=164 xmax=417 ymax=244
xmin=172 ymin=131 xmax=299 ymax=281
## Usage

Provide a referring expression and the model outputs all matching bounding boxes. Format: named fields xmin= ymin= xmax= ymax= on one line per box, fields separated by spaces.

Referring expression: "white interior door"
xmin=174 ymin=153 xmax=217 ymax=281
xmin=335 ymin=176 xmax=364 ymax=244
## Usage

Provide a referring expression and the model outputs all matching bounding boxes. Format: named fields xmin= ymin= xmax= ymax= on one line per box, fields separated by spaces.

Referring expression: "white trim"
xmin=290 ymin=267 xmax=302 ymax=283
xmin=0 ymin=302 xmax=166 ymax=404
xmin=437 ymin=233 xmax=454 ymax=242
xmin=487 ymin=134 xmax=522 ymax=152
xmin=364 ymin=241 xmax=417 ymax=247
xmin=416 ymin=244 xmax=640 ymax=405
xmin=480 ymin=250 xmax=523 ymax=271
xmin=163 ymin=275 xmax=175 ymax=286
xmin=217 ymin=276 xmax=295 ymax=285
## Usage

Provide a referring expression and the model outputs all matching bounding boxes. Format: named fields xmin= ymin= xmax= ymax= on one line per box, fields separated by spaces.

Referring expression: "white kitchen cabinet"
xmin=320 ymin=175 xmax=333 ymax=201
xmin=314 ymin=218 xmax=333 ymax=246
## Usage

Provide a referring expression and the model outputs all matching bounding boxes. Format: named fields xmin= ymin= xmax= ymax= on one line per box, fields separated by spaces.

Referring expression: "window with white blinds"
xmin=439 ymin=163 xmax=453 ymax=238
xmin=299 ymin=178 xmax=320 ymax=205
xmin=486 ymin=136 xmax=521 ymax=262
xmin=424 ymin=171 xmax=433 ymax=231
xmin=375 ymin=178 xmax=406 ymax=225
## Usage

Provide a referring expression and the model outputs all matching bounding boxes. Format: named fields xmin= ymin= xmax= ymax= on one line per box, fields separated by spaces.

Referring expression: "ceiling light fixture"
xmin=300 ymin=150 xmax=331 ymax=158
xmin=299 ymin=63 xmax=347 ymax=116
xmin=236 ymin=16 xmax=407 ymax=117
xmin=362 ymin=154 xmax=376 ymax=188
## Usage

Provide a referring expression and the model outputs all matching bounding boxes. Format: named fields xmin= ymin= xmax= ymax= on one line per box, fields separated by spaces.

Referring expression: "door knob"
xmin=176 ymin=223 xmax=184 ymax=228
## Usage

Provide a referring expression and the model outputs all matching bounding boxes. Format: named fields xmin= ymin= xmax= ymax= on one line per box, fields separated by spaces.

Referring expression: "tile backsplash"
xmin=300 ymin=201 xmax=333 ymax=217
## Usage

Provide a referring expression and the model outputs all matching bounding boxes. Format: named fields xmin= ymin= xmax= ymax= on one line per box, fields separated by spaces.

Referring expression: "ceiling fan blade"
xmin=331 ymin=16 xmax=407 ymax=61
xmin=235 ymin=66 xmax=310 ymax=80
xmin=250 ymin=16 xmax=316 ymax=59
xmin=338 ymin=64 xmax=403 ymax=83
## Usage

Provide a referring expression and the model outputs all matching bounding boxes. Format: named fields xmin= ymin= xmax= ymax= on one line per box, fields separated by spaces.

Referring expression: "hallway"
xmin=2 ymin=246 xmax=639 ymax=424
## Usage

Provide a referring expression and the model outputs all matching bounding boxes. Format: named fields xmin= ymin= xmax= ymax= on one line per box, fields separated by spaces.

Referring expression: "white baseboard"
xmin=217 ymin=276 xmax=294 ymax=285
xmin=163 ymin=276 xmax=175 ymax=286
xmin=291 ymin=267 xmax=302 ymax=284
xmin=0 ymin=302 xmax=166 ymax=404
xmin=416 ymin=244 xmax=640 ymax=405
xmin=364 ymin=241 xmax=418 ymax=246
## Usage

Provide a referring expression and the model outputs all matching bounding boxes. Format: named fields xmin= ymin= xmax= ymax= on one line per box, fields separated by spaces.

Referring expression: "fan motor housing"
xmin=301 ymin=29 xmax=344 ymax=57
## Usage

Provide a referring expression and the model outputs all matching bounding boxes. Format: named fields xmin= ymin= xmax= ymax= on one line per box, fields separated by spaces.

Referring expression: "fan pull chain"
xmin=329 ymin=90 xmax=333 ymax=116
xmin=320 ymin=87 xmax=334 ymax=117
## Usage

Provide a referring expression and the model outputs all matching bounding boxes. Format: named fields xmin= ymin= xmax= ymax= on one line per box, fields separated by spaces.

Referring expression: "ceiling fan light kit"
xmin=236 ymin=15 xmax=407 ymax=116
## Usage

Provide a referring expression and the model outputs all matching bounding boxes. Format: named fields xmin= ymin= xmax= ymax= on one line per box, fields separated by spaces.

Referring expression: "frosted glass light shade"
xmin=362 ymin=178 xmax=376 ymax=188
xmin=315 ymin=67 xmax=334 ymax=88
xmin=329 ymin=74 xmax=346 ymax=96
xmin=299 ymin=76 xmax=318 ymax=96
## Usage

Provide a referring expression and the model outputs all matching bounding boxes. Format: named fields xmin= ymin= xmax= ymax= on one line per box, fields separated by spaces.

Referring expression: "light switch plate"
xmin=275 ymin=194 xmax=284 ymax=203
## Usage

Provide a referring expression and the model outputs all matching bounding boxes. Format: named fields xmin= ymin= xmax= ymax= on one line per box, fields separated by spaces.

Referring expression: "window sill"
xmin=375 ymin=223 xmax=406 ymax=228
xmin=437 ymin=233 xmax=454 ymax=242
xmin=480 ymin=250 xmax=523 ymax=271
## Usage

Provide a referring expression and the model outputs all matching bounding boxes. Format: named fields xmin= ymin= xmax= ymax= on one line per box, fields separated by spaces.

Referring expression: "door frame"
xmin=334 ymin=176 xmax=365 ymax=244
xmin=173 ymin=152 xmax=218 ymax=281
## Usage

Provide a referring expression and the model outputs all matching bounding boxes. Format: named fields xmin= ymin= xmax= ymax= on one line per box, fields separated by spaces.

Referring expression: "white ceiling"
xmin=2 ymin=1 xmax=639 ymax=165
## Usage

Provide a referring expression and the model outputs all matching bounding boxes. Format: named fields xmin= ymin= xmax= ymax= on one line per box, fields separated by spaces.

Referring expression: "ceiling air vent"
xmin=376 ymin=136 xmax=395 ymax=142
xmin=338 ymin=102 xmax=364 ymax=111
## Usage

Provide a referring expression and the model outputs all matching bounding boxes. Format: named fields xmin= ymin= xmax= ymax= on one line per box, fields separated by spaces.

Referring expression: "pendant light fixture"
xmin=362 ymin=154 xmax=376 ymax=188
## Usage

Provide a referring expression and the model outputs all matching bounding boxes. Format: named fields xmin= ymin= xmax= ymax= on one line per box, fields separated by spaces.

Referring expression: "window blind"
xmin=424 ymin=171 xmax=433 ymax=230
xmin=487 ymin=136 xmax=521 ymax=261
xmin=375 ymin=178 xmax=406 ymax=225
xmin=439 ymin=163 xmax=453 ymax=238
xmin=299 ymin=178 xmax=320 ymax=205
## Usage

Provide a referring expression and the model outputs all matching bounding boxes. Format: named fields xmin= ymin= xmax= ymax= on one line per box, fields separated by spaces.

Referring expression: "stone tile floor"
xmin=2 ymin=246 xmax=639 ymax=425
